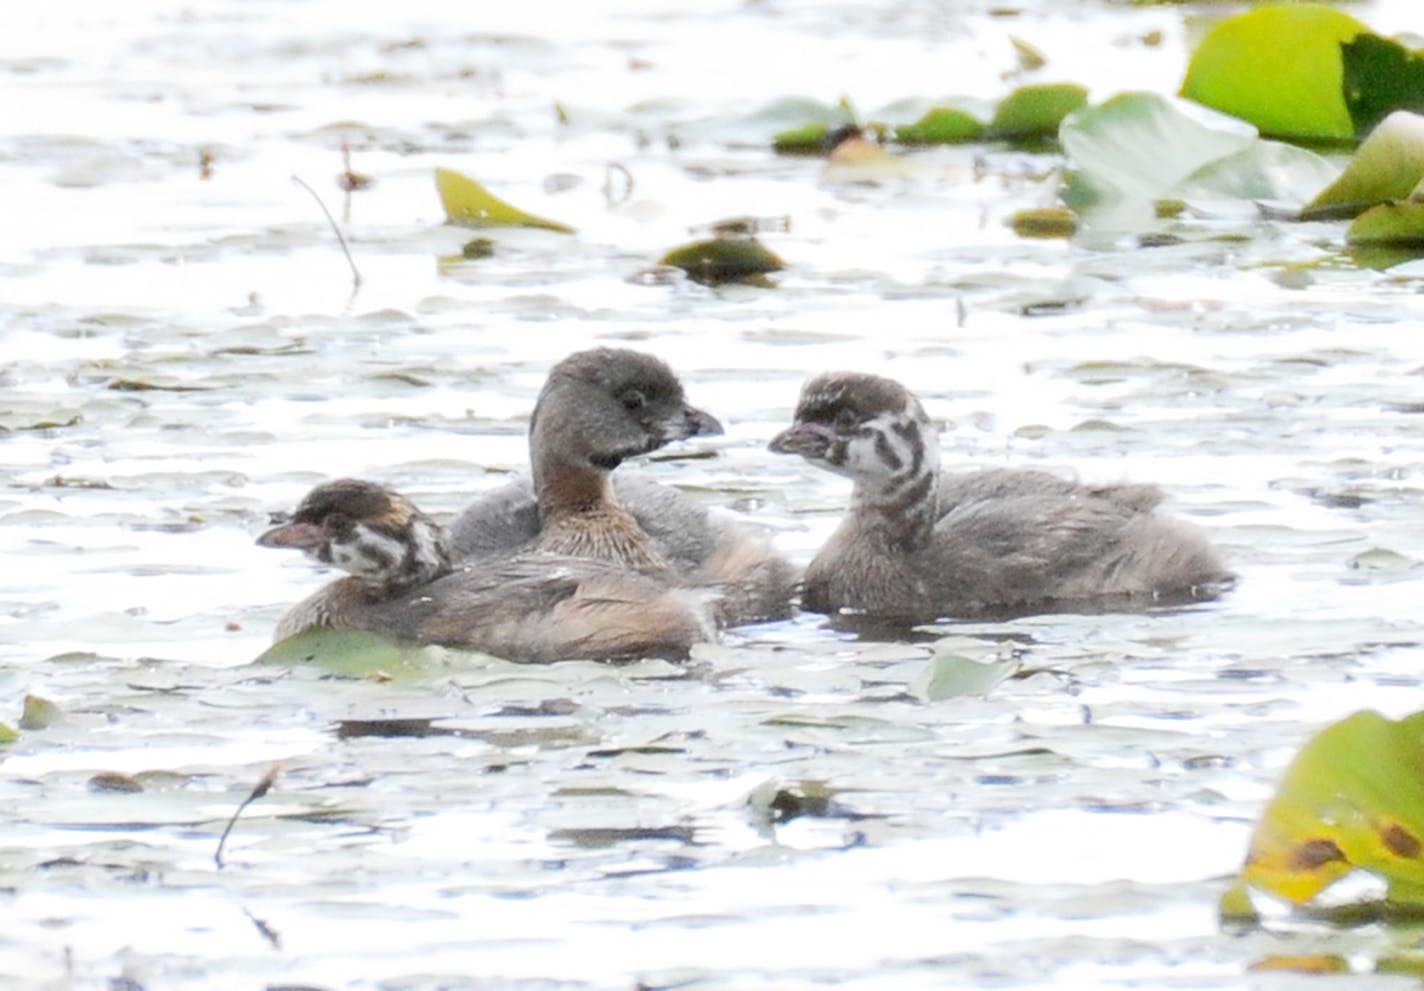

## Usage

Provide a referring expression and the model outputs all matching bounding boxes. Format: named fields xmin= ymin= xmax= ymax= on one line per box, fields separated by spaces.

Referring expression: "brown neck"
xmin=533 ymin=461 xmax=666 ymax=572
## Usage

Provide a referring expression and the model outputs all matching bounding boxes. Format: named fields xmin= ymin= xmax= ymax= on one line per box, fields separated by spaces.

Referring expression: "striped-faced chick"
xmin=258 ymin=479 xmax=451 ymax=593
xmin=770 ymin=372 xmax=941 ymax=542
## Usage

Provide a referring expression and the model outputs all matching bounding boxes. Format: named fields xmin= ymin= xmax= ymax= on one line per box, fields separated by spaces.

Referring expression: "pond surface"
xmin=5 ymin=0 xmax=1424 ymax=987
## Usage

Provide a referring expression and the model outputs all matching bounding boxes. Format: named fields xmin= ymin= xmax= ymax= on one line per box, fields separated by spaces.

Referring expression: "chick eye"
xmin=833 ymin=408 xmax=859 ymax=430
xmin=620 ymin=389 xmax=646 ymax=412
xmin=325 ymin=512 xmax=352 ymax=536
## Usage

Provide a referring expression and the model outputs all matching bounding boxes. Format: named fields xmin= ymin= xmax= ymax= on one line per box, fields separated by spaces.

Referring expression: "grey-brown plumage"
xmin=769 ymin=372 xmax=1232 ymax=620
xmin=259 ymin=479 xmax=715 ymax=662
xmin=447 ymin=348 xmax=796 ymax=625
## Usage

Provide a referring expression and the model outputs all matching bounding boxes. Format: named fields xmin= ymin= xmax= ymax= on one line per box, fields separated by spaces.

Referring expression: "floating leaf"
xmin=1236 ymin=709 xmax=1424 ymax=907
xmin=987 ymin=83 xmax=1087 ymax=141
xmin=1180 ymin=4 xmax=1367 ymax=141
xmin=658 ymin=237 xmax=784 ymax=287
xmin=1343 ymin=34 xmax=1424 ymax=139
xmin=913 ymin=639 xmax=1018 ymax=701
xmin=19 ymin=694 xmax=62 ymax=730
xmin=1308 ymin=111 xmax=1424 ymax=215
xmin=434 ymin=167 xmax=575 ymax=233
xmin=1348 ymin=202 xmax=1424 ymax=252
xmin=894 ymin=107 xmax=985 ymax=146
xmin=1009 ymin=207 xmax=1078 ymax=239
xmin=0 ymin=723 xmax=16 ymax=745
xmin=254 ymin=626 xmax=478 ymax=680
xmin=1060 ymin=92 xmax=1255 ymax=226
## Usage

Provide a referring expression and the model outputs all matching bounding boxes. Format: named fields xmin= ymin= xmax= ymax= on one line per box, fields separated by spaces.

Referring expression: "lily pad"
xmin=1234 ymin=709 xmax=1424 ymax=908
xmin=1307 ymin=111 xmax=1424 ymax=215
xmin=893 ymin=106 xmax=985 ymax=146
xmin=1343 ymin=34 xmax=1424 ymax=140
xmin=1060 ymin=92 xmax=1256 ymax=224
xmin=987 ymin=83 xmax=1088 ymax=141
xmin=19 ymin=695 xmax=62 ymax=730
xmin=658 ymin=237 xmax=784 ymax=286
xmin=434 ymin=166 xmax=575 ymax=233
xmin=1180 ymin=4 xmax=1368 ymax=142
xmin=1348 ymin=202 xmax=1424 ymax=252
xmin=254 ymin=626 xmax=481 ymax=680
xmin=913 ymin=648 xmax=1018 ymax=701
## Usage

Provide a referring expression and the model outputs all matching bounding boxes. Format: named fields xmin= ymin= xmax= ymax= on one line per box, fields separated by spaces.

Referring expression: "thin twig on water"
xmin=291 ymin=174 xmax=363 ymax=289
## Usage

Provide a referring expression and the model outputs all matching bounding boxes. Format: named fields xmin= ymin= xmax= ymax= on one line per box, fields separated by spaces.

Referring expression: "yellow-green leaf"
xmin=1180 ymin=4 xmax=1368 ymax=141
xmin=1009 ymin=207 xmax=1078 ymax=239
xmin=255 ymin=626 xmax=476 ymax=680
xmin=1238 ymin=709 xmax=1424 ymax=907
xmin=434 ymin=167 xmax=575 ymax=233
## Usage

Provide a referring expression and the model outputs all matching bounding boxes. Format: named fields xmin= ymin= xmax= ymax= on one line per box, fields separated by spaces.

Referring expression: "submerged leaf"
xmin=658 ymin=237 xmax=784 ymax=286
xmin=434 ymin=167 xmax=575 ymax=233
xmin=913 ymin=638 xmax=1019 ymax=701
xmin=1237 ymin=709 xmax=1424 ymax=907
xmin=1342 ymin=34 xmax=1424 ymax=139
xmin=1181 ymin=4 xmax=1367 ymax=141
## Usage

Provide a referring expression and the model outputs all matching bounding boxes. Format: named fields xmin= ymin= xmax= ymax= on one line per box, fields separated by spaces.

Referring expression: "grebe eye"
xmin=620 ymin=389 xmax=646 ymax=412
xmin=833 ymin=407 xmax=859 ymax=430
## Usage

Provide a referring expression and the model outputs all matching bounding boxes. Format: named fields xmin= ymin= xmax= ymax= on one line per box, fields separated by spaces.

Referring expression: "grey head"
xmin=258 ymin=478 xmax=451 ymax=593
xmin=530 ymin=348 xmax=723 ymax=487
xmin=769 ymin=372 xmax=941 ymax=496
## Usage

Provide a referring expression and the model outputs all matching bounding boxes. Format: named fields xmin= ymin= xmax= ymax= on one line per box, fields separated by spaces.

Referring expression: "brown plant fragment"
xmin=1289 ymin=837 xmax=1347 ymax=871
xmin=1380 ymin=821 xmax=1423 ymax=858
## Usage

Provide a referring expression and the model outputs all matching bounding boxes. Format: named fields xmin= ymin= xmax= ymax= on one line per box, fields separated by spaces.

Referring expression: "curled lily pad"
xmin=434 ymin=166 xmax=575 ymax=233
xmin=1307 ymin=111 xmax=1424 ymax=216
xmin=1181 ymin=3 xmax=1367 ymax=142
xmin=658 ymin=237 xmax=784 ymax=286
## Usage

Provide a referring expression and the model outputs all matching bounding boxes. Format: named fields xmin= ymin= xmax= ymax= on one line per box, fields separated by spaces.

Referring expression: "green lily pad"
xmin=987 ymin=83 xmax=1087 ymax=141
xmin=434 ymin=166 xmax=575 ymax=233
xmin=1348 ymin=202 xmax=1424 ymax=251
xmin=1180 ymin=3 xmax=1368 ymax=141
xmin=1308 ymin=111 xmax=1424 ymax=215
xmin=912 ymin=638 xmax=1018 ymax=701
xmin=254 ymin=626 xmax=480 ymax=680
xmin=1343 ymin=34 xmax=1424 ymax=140
xmin=1236 ymin=709 xmax=1424 ymax=907
xmin=659 ymin=237 xmax=785 ymax=286
xmin=893 ymin=106 xmax=985 ymax=146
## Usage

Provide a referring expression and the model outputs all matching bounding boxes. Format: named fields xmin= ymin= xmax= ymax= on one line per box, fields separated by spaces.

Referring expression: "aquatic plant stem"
xmin=292 ymin=174 xmax=363 ymax=289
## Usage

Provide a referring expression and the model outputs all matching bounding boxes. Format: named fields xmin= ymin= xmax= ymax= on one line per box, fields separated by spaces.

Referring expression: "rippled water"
xmin=5 ymin=0 xmax=1424 ymax=988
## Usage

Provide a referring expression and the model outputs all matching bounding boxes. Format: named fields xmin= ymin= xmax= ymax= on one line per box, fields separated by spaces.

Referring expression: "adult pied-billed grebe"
xmin=258 ymin=479 xmax=715 ymax=662
xmin=769 ymin=372 xmax=1232 ymax=619
xmin=446 ymin=347 xmax=796 ymax=625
